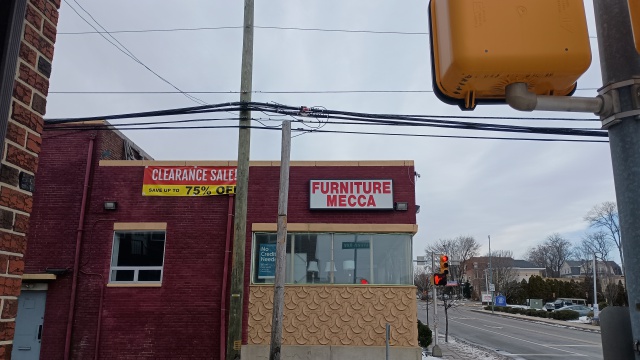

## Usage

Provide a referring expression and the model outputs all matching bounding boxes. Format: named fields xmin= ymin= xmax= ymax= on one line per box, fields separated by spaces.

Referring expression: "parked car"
xmin=553 ymin=299 xmax=574 ymax=309
xmin=555 ymin=305 xmax=592 ymax=316
xmin=544 ymin=302 xmax=556 ymax=311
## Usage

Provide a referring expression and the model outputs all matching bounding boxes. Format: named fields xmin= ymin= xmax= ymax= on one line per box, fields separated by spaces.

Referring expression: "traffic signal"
xmin=429 ymin=0 xmax=592 ymax=110
xmin=433 ymin=273 xmax=447 ymax=286
xmin=439 ymin=255 xmax=449 ymax=275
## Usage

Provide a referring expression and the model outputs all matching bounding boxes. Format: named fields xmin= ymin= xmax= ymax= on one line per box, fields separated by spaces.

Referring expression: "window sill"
xmin=107 ymin=283 xmax=162 ymax=288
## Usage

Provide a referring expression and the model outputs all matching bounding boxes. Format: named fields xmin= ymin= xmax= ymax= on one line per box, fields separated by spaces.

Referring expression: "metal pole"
xmin=488 ymin=235 xmax=494 ymax=314
xmin=269 ymin=121 xmax=292 ymax=360
xmin=385 ymin=323 xmax=390 ymax=360
xmin=227 ymin=0 xmax=254 ymax=358
xmin=593 ymin=1 xmax=640 ymax=357
xmin=593 ymin=253 xmax=599 ymax=320
xmin=432 ymin=252 xmax=438 ymax=346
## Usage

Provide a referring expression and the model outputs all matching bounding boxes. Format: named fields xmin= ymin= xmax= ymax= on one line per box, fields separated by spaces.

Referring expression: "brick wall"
xmin=26 ymin=128 xmax=417 ymax=359
xmin=0 ymin=0 xmax=59 ymax=356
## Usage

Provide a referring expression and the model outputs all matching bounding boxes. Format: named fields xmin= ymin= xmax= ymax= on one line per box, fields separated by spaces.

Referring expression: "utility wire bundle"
xmin=44 ymin=101 xmax=607 ymax=143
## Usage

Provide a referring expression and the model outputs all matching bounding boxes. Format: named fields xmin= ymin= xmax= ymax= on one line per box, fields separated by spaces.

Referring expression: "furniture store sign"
xmin=309 ymin=180 xmax=393 ymax=209
xmin=142 ymin=166 xmax=237 ymax=196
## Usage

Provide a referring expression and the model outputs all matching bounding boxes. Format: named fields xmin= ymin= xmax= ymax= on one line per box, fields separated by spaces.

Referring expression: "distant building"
xmin=511 ymin=260 xmax=546 ymax=282
xmin=560 ymin=259 xmax=623 ymax=278
xmin=463 ymin=257 xmax=544 ymax=299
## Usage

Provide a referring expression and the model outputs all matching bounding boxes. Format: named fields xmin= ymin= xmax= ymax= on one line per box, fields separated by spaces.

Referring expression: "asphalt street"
xmin=418 ymin=300 xmax=603 ymax=360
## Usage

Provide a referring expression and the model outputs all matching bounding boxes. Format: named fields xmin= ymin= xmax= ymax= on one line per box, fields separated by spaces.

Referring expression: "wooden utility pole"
xmin=226 ymin=0 xmax=254 ymax=358
xmin=269 ymin=121 xmax=292 ymax=360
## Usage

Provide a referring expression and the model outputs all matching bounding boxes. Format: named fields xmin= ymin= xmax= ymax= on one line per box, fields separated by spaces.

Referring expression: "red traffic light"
xmin=441 ymin=255 xmax=448 ymax=262
xmin=433 ymin=273 xmax=447 ymax=286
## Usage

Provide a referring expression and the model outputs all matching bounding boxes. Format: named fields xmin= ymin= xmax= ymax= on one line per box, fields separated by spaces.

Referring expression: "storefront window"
xmin=252 ymin=232 xmax=412 ymax=285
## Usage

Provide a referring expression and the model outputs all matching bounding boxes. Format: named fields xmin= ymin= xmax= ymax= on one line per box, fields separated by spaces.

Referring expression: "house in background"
xmin=560 ymin=259 xmax=623 ymax=278
xmin=512 ymin=260 xmax=546 ymax=282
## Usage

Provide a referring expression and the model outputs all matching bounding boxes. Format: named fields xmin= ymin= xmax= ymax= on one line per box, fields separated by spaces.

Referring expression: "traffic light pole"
xmin=593 ymin=1 xmax=640 ymax=358
xmin=431 ymin=252 xmax=441 ymax=356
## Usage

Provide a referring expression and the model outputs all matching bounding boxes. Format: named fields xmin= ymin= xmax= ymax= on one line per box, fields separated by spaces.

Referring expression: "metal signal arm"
xmin=506 ymin=82 xmax=612 ymax=116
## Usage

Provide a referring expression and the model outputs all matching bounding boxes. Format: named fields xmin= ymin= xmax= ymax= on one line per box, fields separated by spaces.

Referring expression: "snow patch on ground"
xmin=422 ymin=336 xmax=510 ymax=360
xmin=568 ymin=316 xmax=592 ymax=324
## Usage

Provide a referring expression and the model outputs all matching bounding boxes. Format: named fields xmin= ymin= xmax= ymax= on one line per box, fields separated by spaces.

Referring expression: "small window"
xmin=110 ymin=231 xmax=166 ymax=283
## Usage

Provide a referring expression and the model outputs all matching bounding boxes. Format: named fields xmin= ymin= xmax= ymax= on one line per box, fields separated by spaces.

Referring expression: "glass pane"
xmin=334 ymin=234 xmax=371 ymax=284
xmin=112 ymin=270 xmax=134 ymax=282
xmin=293 ymin=233 xmax=331 ymax=284
xmin=372 ymin=234 xmax=412 ymax=284
xmin=138 ymin=270 xmax=162 ymax=282
xmin=113 ymin=231 xmax=166 ymax=267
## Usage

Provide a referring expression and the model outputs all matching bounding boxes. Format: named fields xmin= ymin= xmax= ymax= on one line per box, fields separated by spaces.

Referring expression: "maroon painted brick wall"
xmin=26 ymin=129 xmax=416 ymax=359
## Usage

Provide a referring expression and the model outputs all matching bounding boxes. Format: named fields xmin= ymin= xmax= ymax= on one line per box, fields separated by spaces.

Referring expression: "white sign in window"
xmin=309 ymin=180 xmax=394 ymax=210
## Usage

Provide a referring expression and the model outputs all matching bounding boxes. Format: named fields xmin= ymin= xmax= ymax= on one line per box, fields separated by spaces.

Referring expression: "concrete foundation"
xmin=242 ymin=344 xmax=422 ymax=360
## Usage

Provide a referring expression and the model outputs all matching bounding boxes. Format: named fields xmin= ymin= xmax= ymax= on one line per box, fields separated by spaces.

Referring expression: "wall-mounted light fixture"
xmin=394 ymin=202 xmax=409 ymax=211
xmin=416 ymin=205 xmax=421 ymax=214
xmin=45 ymin=268 xmax=69 ymax=275
xmin=104 ymin=201 xmax=118 ymax=211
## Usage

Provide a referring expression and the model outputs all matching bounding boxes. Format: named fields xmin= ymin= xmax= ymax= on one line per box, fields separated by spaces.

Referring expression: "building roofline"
xmin=99 ymin=160 xmax=414 ymax=167
xmin=45 ymin=120 xmax=154 ymax=160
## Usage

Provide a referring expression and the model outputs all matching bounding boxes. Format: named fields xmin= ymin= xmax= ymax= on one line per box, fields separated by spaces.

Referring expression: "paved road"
xmin=418 ymin=301 xmax=603 ymax=360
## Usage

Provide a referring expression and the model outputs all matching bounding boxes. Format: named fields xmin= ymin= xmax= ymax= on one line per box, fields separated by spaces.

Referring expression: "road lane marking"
xmin=483 ymin=325 xmax=504 ymax=329
xmin=450 ymin=319 xmax=588 ymax=357
xmin=455 ymin=309 xmax=600 ymax=345
xmin=509 ymin=354 xmax=589 ymax=357
xmin=546 ymin=345 xmax=601 ymax=347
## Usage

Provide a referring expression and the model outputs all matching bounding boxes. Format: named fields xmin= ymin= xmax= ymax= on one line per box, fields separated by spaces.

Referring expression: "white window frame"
xmin=109 ymin=230 xmax=167 ymax=284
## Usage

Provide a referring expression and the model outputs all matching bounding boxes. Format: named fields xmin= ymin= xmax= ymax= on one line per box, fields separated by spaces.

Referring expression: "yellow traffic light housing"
xmin=439 ymin=255 xmax=449 ymax=275
xmin=629 ymin=0 xmax=640 ymax=53
xmin=429 ymin=0 xmax=592 ymax=110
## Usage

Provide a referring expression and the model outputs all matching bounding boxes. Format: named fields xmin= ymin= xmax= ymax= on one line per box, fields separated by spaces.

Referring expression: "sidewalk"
xmin=425 ymin=336 xmax=510 ymax=360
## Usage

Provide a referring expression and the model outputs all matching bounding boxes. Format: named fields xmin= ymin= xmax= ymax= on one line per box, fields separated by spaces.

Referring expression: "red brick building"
xmin=1 ymin=0 xmax=61 ymax=357
xmin=20 ymin=124 xmax=421 ymax=359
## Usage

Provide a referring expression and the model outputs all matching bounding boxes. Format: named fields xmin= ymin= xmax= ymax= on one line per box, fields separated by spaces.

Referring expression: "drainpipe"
xmin=64 ymin=135 xmax=96 ymax=360
xmin=79 ymin=270 xmax=104 ymax=360
xmin=220 ymin=194 xmax=235 ymax=360
xmin=505 ymin=82 xmax=612 ymax=116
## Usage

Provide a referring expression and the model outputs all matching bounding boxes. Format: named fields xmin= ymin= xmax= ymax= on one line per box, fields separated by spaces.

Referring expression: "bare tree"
xmin=413 ymin=265 xmax=431 ymax=293
xmin=425 ymin=235 xmax=480 ymax=281
xmin=546 ymin=233 xmax=572 ymax=278
xmin=486 ymin=250 xmax=517 ymax=299
xmin=526 ymin=234 xmax=572 ymax=277
xmin=526 ymin=244 xmax=551 ymax=276
xmin=584 ymin=201 xmax=624 ymax=274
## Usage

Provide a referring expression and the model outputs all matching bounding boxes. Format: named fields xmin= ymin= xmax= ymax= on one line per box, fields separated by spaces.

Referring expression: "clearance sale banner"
xmin=142 ymin=166 xmax=237 ymax=196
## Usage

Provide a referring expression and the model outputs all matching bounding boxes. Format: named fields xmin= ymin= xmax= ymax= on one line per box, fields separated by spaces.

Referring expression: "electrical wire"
xmin=44 ymin=101 xmax=600 ymax=124
xmin=43 ymin=122 xmax=608 ymax=143
xmin=62 ymin=0 xmax=208 ymax=106
xmin=43 ymin=101 xmax=607 ymax=138
xmin=56 ymin=25 xmax=600 ymax=39
xmin=48 ymin=88 xmax=602 ymax=95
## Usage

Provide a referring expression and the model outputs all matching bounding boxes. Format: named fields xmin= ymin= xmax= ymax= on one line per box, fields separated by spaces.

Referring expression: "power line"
xmin=43 ymin=101 xmax=606 ymax=138
xmin=62 ymin=0 xmax=208 ymax=106
xmin=48 ymin=88 xmax=601 ymax=95
xmin=57 ymin=25 xmax=600 ymax=39
xmin=58 ymin=25 xmax=427 ymax=36
xmin=43 ymin=122 xmax=608 ymax=143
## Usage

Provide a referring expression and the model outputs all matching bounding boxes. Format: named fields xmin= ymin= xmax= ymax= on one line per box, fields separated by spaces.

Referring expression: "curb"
xmin=468 ymin=308 xmax=601 ymax=333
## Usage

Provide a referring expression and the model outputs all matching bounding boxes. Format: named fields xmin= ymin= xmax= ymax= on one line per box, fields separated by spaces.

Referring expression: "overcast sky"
xmin=45 ymin=0 xmax=619 ymax=263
